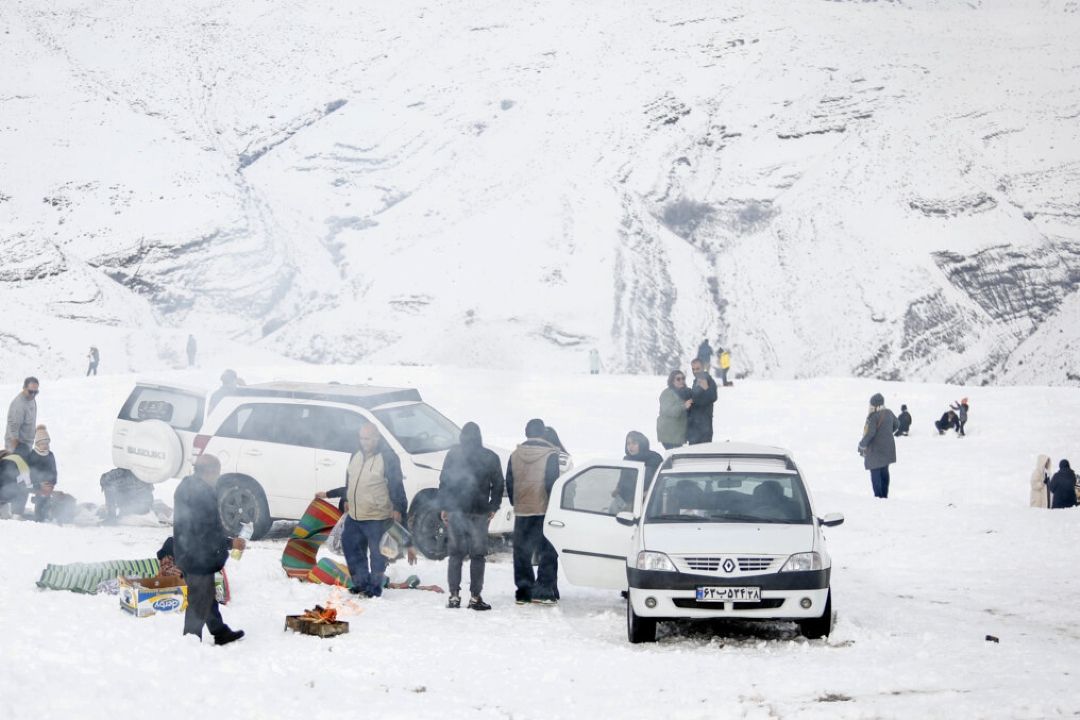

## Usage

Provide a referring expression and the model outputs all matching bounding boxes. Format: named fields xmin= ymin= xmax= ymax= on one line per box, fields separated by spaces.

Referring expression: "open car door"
xmin=543 ymin=461 xmax=645 ymax=590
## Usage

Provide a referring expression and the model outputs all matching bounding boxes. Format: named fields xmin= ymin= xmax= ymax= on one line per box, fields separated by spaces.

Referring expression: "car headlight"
xmin=780 ymin=552 xmax=823 ymax=572
xmin=635 ymin=551 xmax=676 ymax=572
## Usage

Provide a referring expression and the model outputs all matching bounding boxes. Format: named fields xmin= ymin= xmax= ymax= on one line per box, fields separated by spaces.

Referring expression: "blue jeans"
xmin=512 ymin=515 xmax=559 ymax=601
xmin=870 ymin=466 xmax=891 ymax=499
xmin=342 ymin=517 xmax=390 ymax=596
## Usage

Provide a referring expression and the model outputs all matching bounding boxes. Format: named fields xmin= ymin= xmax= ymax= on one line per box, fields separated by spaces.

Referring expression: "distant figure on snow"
xmin=949 ymin=398 xmax=969 ymax=437
xmin=894 ymin=404 xmax=912 ymax=436
xmin=186 ymin=334 xmax=198 ymax=367
xmin=209 ymin=369 xmax=244 ymax=414
xmin=588 ymin=349 xmax=600 ymax=375
xmin=86 ymin=346 xmax=99 ymax=376
xmin=696 ymin=338 xmax=714 ymax=374
xmin=657 ymin=370 xmax=692 ymax=450
xmin=1029 ymin=454 xmax=1052 ymax=509
xmin=934 ymin=409 xmax=958 ymax=435
xmin=716 ymin=346 xmax=732 ymax=386
xmin=687 ymin=359 xmax=717 ymax=445
xmin=858 ymin=393 xmax=898 ymax=499
xmin=1048 ymin=459 xmax=1077 ymax=510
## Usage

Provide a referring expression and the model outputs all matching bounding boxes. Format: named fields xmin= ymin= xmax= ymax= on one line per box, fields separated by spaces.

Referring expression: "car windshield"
xmin=372 ymin=403 xmax=461 ymax=454
xmin=644 ymin=471 xmax=812 ymax=525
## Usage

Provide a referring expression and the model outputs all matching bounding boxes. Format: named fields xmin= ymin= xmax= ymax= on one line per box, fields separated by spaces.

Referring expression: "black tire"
xmin=217 ymin=476 xmax=272 ymax=540
xmin=627 ymin=597 xmax=657 ymax=643
xmin=408 ymin=494 xmax=448 ymax=560
xmin=799 ymin=590 xmax=834 ymax=639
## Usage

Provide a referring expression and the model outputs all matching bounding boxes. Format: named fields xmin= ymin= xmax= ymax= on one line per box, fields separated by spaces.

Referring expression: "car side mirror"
xmin=819 ymin=513 xmax=845 ymax=527
xmin=615 ymin=512 xmax=636 ymax=527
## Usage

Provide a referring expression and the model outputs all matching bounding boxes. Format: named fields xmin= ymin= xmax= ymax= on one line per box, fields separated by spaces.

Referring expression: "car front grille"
xmin=679 ymin=555 xmax=782 ymax=574
xmin=673 ymin=598 xmax=785 ymax=610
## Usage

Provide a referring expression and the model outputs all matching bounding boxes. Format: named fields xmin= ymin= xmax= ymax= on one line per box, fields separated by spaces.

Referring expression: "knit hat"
xmin=869 ymin=393 xmax=884 ymax=407
xmin=33 ymin=425 xmax=50 ymax=455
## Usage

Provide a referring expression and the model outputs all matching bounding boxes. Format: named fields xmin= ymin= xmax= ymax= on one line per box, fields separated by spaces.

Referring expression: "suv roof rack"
xmin=660 ymin=452 xmax=797 ymax=472
xmin=234 ymin=381 xmax=422 ymax=409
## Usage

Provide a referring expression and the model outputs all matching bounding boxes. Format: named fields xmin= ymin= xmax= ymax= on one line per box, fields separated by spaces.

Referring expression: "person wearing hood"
xmin=506 ymin=418 xmax=562 ymax=605
xmin=858 ymin=393 xmax=899 ymax=499
xmin=657 ymin=370 xmax=692 ymax=449
xmin=543 ymin=425 xmax=573 ymax=474
xmin=438 ymin=422 xmax=504 ymax=611
xmin=611 ymin=432 xmax=663 ymax=513
xmin=894 ymin=404 xmax=912 ymax=437
xmin=1029 ymin=455 xmax=1052 ymax=509
xmin=687 ymin=358 xmax=718 ymax=445
xmin=27 ymin=425 xmax=58 ymax=522
xmin=1049 ymin=459 xmax=1077 ymax=510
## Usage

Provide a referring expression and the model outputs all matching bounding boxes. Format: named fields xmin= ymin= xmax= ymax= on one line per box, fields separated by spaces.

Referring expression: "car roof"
xmin=232 ymin=381 xmax=422 ymax=409
xmin=134 ymin=380 xmax=208 ymax=396
xmin=662 ymin=441 xmax=798 ymax=472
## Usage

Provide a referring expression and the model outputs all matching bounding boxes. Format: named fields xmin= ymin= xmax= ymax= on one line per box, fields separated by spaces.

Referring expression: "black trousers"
xmin=183 ymin=573 xmax=225 ymax=639
xmin=512 ymin=515 xmax=558 ymax=601
xmin=447 ymin=512 xmax=489 ymax=596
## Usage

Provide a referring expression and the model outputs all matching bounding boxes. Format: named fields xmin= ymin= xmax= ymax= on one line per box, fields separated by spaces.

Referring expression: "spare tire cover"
xmin=124 ymin=419 xmax=184 ymax=484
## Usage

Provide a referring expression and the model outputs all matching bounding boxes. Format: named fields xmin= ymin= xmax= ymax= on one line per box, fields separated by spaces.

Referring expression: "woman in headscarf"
xmin=656 ymin=370 xmax=692 ymax=450
xmin=611 ymin=431 xmax=664 ymax=513
xmin=1049 ymin=459 xmax=1077 ymax=510
xmin=1029 ymin=454 xmax=1052 ymax=509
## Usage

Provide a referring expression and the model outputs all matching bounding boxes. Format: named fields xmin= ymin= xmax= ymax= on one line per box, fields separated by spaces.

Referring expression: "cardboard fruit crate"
xmin=284 ymin=615 xmax=349 ymax=638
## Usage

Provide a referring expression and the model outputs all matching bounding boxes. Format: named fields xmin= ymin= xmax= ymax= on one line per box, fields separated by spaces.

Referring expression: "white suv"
xmin=542 ymin=442 xmax=843 ymax=643
xmin=110 ymin=380 xmax=515 ymax=555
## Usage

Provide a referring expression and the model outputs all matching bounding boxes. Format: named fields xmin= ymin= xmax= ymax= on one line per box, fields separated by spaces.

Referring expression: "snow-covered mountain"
xmin=2 ymin=0 xmax=1079 ymax=383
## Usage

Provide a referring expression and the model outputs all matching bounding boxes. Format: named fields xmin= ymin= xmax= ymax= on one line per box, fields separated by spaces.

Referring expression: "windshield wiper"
xmin=646 ymin=513 xmax=704 ymax=523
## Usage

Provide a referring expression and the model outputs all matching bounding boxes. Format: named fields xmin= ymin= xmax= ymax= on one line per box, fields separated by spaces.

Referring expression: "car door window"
xmin=561 ymin=467 xmax=638 ymax=517
xmin=308 ymin=406 xmax=367 ymax=453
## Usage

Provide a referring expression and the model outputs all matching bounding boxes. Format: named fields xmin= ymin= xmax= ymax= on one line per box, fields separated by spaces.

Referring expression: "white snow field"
xmin=2 ymin=366 xmax=1079 ymax=719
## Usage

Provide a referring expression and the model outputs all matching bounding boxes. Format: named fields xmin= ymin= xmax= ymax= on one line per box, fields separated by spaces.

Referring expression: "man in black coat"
xmin=438 ymin=422 xmax=504 ymax=611
xmin=894 ymin=405 xmax=912 ymax=437
xmin=174 ymin=454 xmax=244 ymax=644
xmin=1049 ymin=459 xmax=1077 ymax=510
xmin=687 ymin=358 xmax=718 ymax=445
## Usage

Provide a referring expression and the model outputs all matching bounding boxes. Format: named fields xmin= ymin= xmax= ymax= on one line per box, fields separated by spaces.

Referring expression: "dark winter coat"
xmin=506 ymin=439 xmax=561 ymax=516
xmin=859 ymin=408 xmax=898 ymax=470
xmin=696 ymin=341 xmax=714 ymax=365
xmin=894 ymin=410 xmax=912 ymax=436
xmin=173 ymin=475 xmax=232 ymax=575
xmin=438 ymin=423 xmax=505 ymax=515
xmin=687 ymin=372 xmax=718 ymax=444
xmin=28 ymin=451 xmax=57 ymax=488
xmin=615 ymin=432 xmax=664 ymax=506
xmin=1049 ymin=466 xmax=1077 ymax=509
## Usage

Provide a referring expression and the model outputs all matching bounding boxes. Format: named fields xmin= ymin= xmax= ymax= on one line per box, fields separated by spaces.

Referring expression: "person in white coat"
xmin=1029 ymin=454 xmax=1052 ymax=508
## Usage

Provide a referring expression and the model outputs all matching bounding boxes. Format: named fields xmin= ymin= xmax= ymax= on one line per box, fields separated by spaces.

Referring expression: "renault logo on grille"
xmin=722 ymin=558 xmax=736 ymax=573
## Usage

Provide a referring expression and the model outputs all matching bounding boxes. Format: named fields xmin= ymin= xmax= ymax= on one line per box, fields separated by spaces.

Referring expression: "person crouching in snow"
xmin=858 ymin=393 xmax=898 ymax=499
xmin=934 ymin=409 xmax=958 ymax=435
xmin=894 ymin=405 xmax=912 ymax=437
xmin=1049 ymin=459 xmax=1077 ymax=510
xmin=28 ymin=425 xmax=58 ymax=522
xmin=437 ymin=422 xmax=504 ymax=611
xmin=173 ymin=454 xmax=245 ymax=645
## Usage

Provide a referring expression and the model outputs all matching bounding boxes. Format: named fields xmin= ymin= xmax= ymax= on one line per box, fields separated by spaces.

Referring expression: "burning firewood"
xmin=299 ymin=604 xmax=338 ymax=624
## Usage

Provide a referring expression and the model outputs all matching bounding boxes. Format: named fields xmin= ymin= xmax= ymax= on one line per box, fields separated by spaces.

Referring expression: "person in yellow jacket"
xmin=717 ymin=347 xmax=732 ymax=386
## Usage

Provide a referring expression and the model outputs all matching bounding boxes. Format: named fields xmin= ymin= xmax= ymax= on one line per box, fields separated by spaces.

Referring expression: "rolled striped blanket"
xmin=37 ymin=558 xmax=161 ymax=594
xmin=281 ymin=497 xmax=342 ymax=580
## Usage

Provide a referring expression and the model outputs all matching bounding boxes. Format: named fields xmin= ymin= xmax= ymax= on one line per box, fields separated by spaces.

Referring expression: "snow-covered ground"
xmin=2 ymin=366 xmax=1080 ymax=719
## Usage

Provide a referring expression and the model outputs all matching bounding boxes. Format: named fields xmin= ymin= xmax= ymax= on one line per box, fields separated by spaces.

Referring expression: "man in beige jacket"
xmin=506 ymin=418 xmax=562 ymax=604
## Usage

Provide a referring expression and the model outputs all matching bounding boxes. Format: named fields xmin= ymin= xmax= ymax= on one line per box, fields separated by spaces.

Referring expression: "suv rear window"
xmin=118 ymin=386 xmax=204 ymax=432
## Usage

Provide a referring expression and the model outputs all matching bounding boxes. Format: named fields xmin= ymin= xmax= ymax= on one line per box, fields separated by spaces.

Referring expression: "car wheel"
xmin=798 ymin=590 xmax=834 ymax=640
xmin=627 ymin=597 xmax=657 ymax=643
xmin=217 ymin=476 xmax=272 ymax=540
xmin=408 ymin=496 xmax=448 ymax=560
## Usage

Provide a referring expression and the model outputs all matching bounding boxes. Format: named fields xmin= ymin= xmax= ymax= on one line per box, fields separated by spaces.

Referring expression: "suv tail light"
xmin=192 ymin=434 xmax=211 ymax=457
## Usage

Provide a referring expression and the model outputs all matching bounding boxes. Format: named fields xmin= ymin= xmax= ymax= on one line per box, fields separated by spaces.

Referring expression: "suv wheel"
xmin=627 ymin=597 xmax=657 ymax=643
xmin=798 ymin=590 xmax=834 ymax=639
xmin=408 ymin=494 xmax=448 ymax=560
xmin=217 ymin=476 xmax=272 ymax=540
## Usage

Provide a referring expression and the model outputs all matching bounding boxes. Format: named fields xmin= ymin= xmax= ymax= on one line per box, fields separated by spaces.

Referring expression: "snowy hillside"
xmin=1 ymin=0 xmax=1079 ymax=383
xmin=3 ymin=368 xmax=1080 ymax=719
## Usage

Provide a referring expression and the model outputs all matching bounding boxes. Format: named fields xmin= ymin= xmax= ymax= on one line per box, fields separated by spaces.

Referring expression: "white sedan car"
xmin=543 ymin=442 xmax=843 ymax=643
